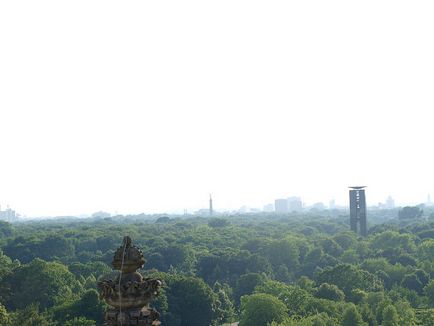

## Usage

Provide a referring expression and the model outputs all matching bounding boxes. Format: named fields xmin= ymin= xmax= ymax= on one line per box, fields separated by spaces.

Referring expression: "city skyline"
xmin=2 ymin=191 xmax=433 ymax=218
xmin=1 ymin=1 xmax=434 ymax=217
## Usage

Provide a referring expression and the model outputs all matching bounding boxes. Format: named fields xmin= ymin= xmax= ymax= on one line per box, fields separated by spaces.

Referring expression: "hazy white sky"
xmin=1 ymin=1 xmax=434 ymax=217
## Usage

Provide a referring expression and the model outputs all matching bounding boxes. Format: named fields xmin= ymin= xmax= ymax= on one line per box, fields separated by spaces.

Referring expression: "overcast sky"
xmin=1 ymin=1 xmax=433 ymax=217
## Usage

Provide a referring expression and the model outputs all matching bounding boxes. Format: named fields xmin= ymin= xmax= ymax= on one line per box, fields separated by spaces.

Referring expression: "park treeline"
xmin=0 ymin=211 xmax=434 ymax=326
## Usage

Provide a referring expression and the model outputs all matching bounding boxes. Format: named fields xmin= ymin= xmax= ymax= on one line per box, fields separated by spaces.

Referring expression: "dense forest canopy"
xmin=0 ymin=209 xmax=434 ymax=325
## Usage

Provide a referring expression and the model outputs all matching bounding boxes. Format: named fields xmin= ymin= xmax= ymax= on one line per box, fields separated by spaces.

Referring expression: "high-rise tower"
xmin=349 ymin=186 xmax=367 ymax=236
xmin=209 ymin=194 xmax=213 ymax=216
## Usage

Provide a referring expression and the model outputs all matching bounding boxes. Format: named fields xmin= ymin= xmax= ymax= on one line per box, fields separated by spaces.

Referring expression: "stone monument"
xmin=98 ymin=236 xmax=162 ymax=326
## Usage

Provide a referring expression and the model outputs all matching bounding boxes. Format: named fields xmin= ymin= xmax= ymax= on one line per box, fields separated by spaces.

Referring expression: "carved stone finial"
xmin=112 ymin=236 xmax=146 ymax=273
xmin=98 ymin=236 xmax=162 ymax=326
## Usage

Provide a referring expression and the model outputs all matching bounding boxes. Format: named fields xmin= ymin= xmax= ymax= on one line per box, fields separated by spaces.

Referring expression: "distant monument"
xmin=349 ymin=186 xmax=367 ymax=236
xmin=209 ymin=194 xmax=213 ymax=216
xmin=98 ymin=236 xmax=162 ymax=326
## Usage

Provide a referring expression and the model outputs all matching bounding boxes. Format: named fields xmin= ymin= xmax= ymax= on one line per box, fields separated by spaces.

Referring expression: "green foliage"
xmin=315 ymin=283 xmax=345 ymax=301
xmin=401 ymin=273 xmax=424 ymax=294
xmin=51 ymin=289 xmax=104 ymax=324
xmin=419 ymin=239 xmax=434 ymax=261
xmin=0 ymin=213 xmax=432 ymax=325
xmin=425 ymin=280 xmax=434 ymax=307
xmin=64 ymin=317 xmax=96 ymax=326
xmin=382 ymin=305 xmax=399 ymax=326
xmin=415 ymin=308 xmax=434 ymax=326
xmin=316 ymin=264 xmax=383 ymax=301
xmin=370 ymin=230 xmax=416 ymax=253
xmin=68 ymin=262 xmax=111 ymax=279
xmin=341 ymin=303 xmax=365 ymax=326
xmin=234 ymin=273 xmax=266 ymax=304
xmin=10 ymin=304 xmax=54 ymax=326
xmin=0 ymin=221 xmax=14 ymax=237
xmin=398 ymin=206 xmax=423 ymax=220
xmin=1 ymin=258 xmax=80 ymax=310
xmin=395 ymin=300 xmax=416 ymax=325
xmin=262 ymin=238 xmax=300 ymax=272
xmin=239 ymin=293 xmax=287 ymax=326
xmin=208 ymin=218 xmax=231 ymax=228
xmin=255 ymin=280 xmax=311 ymax=316
xmin=0 ymin=302 xmax=11 ymax=326
xmin=163 ymin=274 xmax=218 ymax=326
xmin=270 ymin=313 xmax=336 ymax=325
xmin=4 ymin=234 xmax=75 ymax=263
xmin=0 ymin=250 xmax=14 ymax=281
xmin=214 ymin=282 xmax=236 ymax=323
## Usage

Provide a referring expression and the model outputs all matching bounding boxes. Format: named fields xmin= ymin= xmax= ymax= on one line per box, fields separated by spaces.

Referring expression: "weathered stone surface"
xmin=98 ymin=236 xmax=162 ymax=326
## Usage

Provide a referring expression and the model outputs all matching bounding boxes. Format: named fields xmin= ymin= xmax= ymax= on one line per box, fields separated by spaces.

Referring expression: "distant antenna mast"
xmin=209 ymin=194 xmax=213 ymax=216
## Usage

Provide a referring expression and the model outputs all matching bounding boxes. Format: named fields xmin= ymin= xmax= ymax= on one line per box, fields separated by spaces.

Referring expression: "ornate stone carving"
xmin=98 ymin=236 xmax=162 ymax=326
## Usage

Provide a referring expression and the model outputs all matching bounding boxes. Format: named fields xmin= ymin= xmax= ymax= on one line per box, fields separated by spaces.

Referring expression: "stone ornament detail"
xmin=98 ymin=236 xmax=162 ymax=326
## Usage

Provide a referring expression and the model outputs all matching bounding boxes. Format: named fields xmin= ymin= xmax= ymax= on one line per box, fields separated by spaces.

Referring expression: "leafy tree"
xmin=270 ymin=313 xmax=336 ymax=325
xmin=415 ymin=308 xmax=434 ymax=326
xmin=10 ymin=304 xmax=54 ymax=326
xmin=164 ymin=275 xmax=218 ymax=326
xmin=340 ymin=249 xmax=359 ymax=264
xmin=0 ymin=302 xmax=11 ymax=326
xmin=341 ymin=304 xmax=365 ymax=326
xmin=208 ymin=218 xmax=230 ymax=228
xmin=395 ymin=300 xmax=416 ymax=325
xmin=315 ymin=283 xmax=345 ymax=301
xmin=401 ymin=274 xmax=424 ymax=294
xmin=261 ymin=238 xmax=300 ymax=272
xmin=425 ymin=280 xmax=434 ymax=307
xmin=333 ymin=232 xmax=357 ymax=250
xmin=213 ymin=282 xmax=235 ymax=323
xmin=382 ymin=305 xmax=399 ymax=326
xmin=239 ymin=293 xmax=287 ymax=326
xmin=0 ymin=250 xmax=14 ymax=280
xmin=51 ymin=289 xmax=104 ymax=324
xmin=64 ymin=317 xmax=96 ymax=326
xmin=0 ymin=221 xmax=14 ymax=237
xmin=419 ymin=239 xmax=434 ymax=261
xmin=234 ymin=273 xmax=266 ymax=304
xmin=398 ymin=206 xmax=423 ymax=220
xmin=149 ymin=244 xmax=196 ymax=273
xmin=1 ymin=258 xmax=80 ymax=310
xmin=316 ymin=264 xmax=383 ymax=301
xmin=155 ymin=216 xmax=170 ymax=223
xmin=319 ymin=238 xmax=343 ymax=257
xmin=394 ymin=253 xmax=417 ymax=266
xmin=68 ymin=262 xmax=111 ymax=279
xmin=255 ymin=280 xmax=311 ymax=317
xmin=370 ymin=231 xmax=416 ymax=253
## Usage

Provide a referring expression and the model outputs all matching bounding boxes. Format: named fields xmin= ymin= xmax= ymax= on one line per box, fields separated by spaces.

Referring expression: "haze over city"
xmin=1 ymin=1 xmax=434 ymax=217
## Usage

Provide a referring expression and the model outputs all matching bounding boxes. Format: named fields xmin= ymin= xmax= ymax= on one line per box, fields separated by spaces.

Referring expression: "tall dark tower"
xmin=349 ymin=186 xmax=367 ymax=236
xmin=209 ymin=194 xmax=213 ymax=216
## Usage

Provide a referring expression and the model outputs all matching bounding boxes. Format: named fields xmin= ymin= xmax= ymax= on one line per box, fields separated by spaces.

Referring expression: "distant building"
xmin=274 ymin=197 xmax=303 ymax=213
xmin=263 ymin=203 xmax=274 ymax=212
xmin=288 ymin=197 xmax=303 ymax=212
xmin=329 ymin=199 xmax=336 ymax=210
xmin=385 ymin=196 xmax=395 ymax=209
xmin=311 ymin=202 xmax=326 ymax=210
xmin=209 ymin=194 xmax=213 ymax=216
xmin=91 ymin=211 xmax=111 ymax=218
xmin=275 ymin=199 xmax=289 ymax=213
xmin=0 ymin=206 xmax=17 ymax=222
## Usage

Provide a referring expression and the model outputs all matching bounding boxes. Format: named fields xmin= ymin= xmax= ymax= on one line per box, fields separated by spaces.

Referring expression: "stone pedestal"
xmin=104 ymin=307 xmax=161 ymax=326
